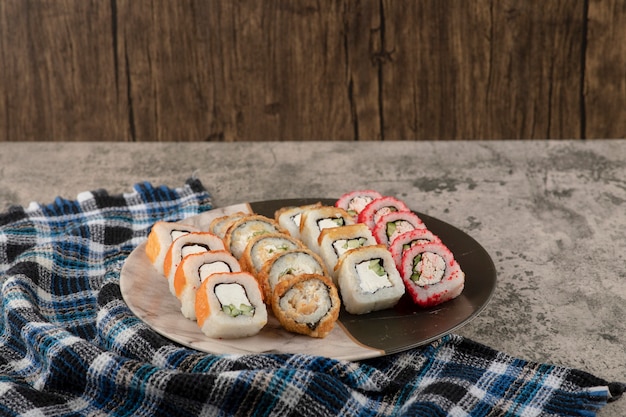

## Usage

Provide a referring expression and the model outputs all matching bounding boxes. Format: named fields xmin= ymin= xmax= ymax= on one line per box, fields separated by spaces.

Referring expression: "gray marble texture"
xmin=1 ymin=140 xmax=625 ymax=415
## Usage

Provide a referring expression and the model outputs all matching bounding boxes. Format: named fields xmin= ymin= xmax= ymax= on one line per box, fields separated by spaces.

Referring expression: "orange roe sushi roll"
xmin=174 ymin=250 xmax=241 ymax=320
xmin=195 ymin=272 xmax=267 ymax=339
xmin=145 ymin=221 xmax=200 ymax=275
xmin=163 ymin=232 xmax=226 ymax=296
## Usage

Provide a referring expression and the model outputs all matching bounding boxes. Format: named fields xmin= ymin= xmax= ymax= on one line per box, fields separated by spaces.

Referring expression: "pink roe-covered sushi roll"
xmin=372 ymin=211 xmax=426 ymax=247
xmin=389 ymin=228 xmax=442 ymax=271
xmin=357 ymin=196 xmax=411 ymax=230
xmin=335 ymin=190 xmax=383 ymax=222
xmin=399 ymin=241 xmax=464 ymax=308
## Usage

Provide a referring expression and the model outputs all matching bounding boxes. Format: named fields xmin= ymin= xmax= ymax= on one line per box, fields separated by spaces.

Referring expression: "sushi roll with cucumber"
xmin=317 ymin=224 xmax=377 ymax=283
xmin=223 ymin=215 xmax=286 ymax=259
xmin=239 ymin=233 xmax=304 ymax=274
xmin=173 ymin=250 xmax=242 ymax=320
xmin=195 ymin=272 xmax=267 ymax=339
xmin=389 ymin=228 xmax=442 ymax=271
xmin=335 ymin=190 xmax=383 ymax=222
xmin=145 ymin=221 xmax=200 ymax=275
xmin=274 ymin=202 xmax=322 ymax=239
xmin=399 ymin=242 xmax=465 ymax=308
xmin=334 ymin=245 xmax=405 ymax=315
xmin=358 ymin=196 xmax=411 ymax=230
xmin=163 ymin=232 xmax=226 ymax=296
xmin=271 ymin=273 xmax=340 ymax=338
xmin=372 ymin=211 xmax=426 ymax=247
xmin=257 ymin=248 xmax=329 ymax=302
xmin=299 ymin=206 xmax=355 ymax=254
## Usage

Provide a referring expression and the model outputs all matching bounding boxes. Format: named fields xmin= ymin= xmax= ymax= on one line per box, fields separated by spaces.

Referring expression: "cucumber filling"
xmin=332 ymin=237 xmax=367 ymax=257
xmin=215 ymin=283 xmax=255 ymax=317
xmin=355 ymin=258 xmax=392 ymax=293
xmin=317 ymin=217 xmax=345 ymax=231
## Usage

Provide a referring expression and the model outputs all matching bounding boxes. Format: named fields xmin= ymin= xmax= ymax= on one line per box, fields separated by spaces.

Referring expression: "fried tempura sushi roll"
xmin=257 ymin=248 xmax=329 ymax=301
xmin=335 ymin=245 xmax=405 ymax=315
xmin=163 ymin=232 xmax=226 ymax=296
xmin=389 ymin=228 xmax=442 ymax=271
xmin=239 ymin=233 xmax=304 ymax=274
xmin=195 ymin=272 xmax=267 ymax=339
xmin=274 ymin=202 xmax=322 ymax=239
xmin=271 ymin=273 xmax=340 ymax=338
xmin=399 ymin=242 xmax=465 ymax=308
xmin=317 ymin=224 xmax=377 ymax=283
xmin=223 ymin=215 xmax=286 ymax=259
xmin=299 ymin=206 xmax=354 ymax=254
xmin=357 ymin=196 xmax=411 ymax=230
xmin=174 ymin=250 xmax=242 ymax=320
xmin=372 ymin=211 xmax=426 ymax=247
xmin=145 ymin=221 xmax=200 ymax=275
xmin=208 ymin=211 xmax=248 ymax=239
xmin=335 ymin=190 xmax=383 ymax=222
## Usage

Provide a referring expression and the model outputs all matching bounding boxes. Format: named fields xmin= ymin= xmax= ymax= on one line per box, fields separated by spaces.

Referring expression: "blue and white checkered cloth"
xmin=0 ymin=179 xmax=623 ymax=416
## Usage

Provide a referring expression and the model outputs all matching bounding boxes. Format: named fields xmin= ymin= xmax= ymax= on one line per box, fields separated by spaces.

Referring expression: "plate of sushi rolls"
xmin=120 ymin=192 xmax=496 ymax=360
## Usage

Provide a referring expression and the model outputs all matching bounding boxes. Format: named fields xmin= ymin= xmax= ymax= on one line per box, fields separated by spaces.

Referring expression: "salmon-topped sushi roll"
xmin=145 ymin=221 xmax=200 ymax=275
xmin=399 ymin=241 xmax=465 ymax=308
xmin=174 ymin=250 xmax=242 ymax=320
xmin=195 ymin=272 xmax=267 ymax=339
xmin=163 ymin=232 xmax=226 ymax=296
xmin=271 ymin=273 xmax=340 ymax=338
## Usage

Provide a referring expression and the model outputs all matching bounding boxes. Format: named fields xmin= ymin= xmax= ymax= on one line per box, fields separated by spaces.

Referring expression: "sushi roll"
xmin=357 ymin=196 xmax=411 ymax=230
xmin=257 ymin=248 xmax=329 ymax=301
xmin=173 ymin=250 xmax=242 ymax=320
xmin=271 ymin=273 xmax=340 ymax=338
xmin=274 ymin=202 xmax=322 ymax=239
xmin=335 ymin=190 xmax=383 ymax=222
xmin=399 ymin=242 xmax=465 ymax=308
xmin=372 ymin=211 xmax=426 ymax=247
xmin=209 ymin=211 xmax=248 ymax=239
xmin=239 ymin=233 xmax=304 ymax=274
xmin=145 ymin=221 xmax=200 ymax=275
xmin=389 ymin=228 xmax=442 ymax=271
xmin=299 ymin=206 xmax=355 ymax=254
xmin=163 ymin=232 xmax=226 ymax=296
xmin=335 ymin=245 xmax=405 ymax=315
xmin=223 ymin=215 xmax=286 ymax=259
xmin=317 ymin=224 xmax=377 ymax=283
xmin=195 ymin=272 xmax=268 ymax=339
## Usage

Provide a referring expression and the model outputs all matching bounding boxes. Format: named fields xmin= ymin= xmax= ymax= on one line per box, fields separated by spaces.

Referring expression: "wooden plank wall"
xmin=0 ymin=0 xmax=624 ymax=141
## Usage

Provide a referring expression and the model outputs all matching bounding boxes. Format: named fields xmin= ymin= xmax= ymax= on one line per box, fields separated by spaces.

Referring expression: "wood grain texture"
xmin=585 ymin=0 xmax=626 ymax=138
xmin=0 ymin=0 xmax=623 ymax=141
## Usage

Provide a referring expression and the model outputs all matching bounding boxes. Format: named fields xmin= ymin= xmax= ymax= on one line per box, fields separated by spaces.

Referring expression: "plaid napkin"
xmin=0 ymin=179 xmax=623 ymax=417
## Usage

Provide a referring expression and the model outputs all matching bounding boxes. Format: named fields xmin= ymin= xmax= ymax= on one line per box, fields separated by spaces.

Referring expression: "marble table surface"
xmin=1 ymin=140 xmax=625 ymax=415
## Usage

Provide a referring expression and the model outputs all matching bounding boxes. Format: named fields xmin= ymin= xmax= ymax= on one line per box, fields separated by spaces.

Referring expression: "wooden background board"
xmin=0 ymin=0 xmax=624 ymax=141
